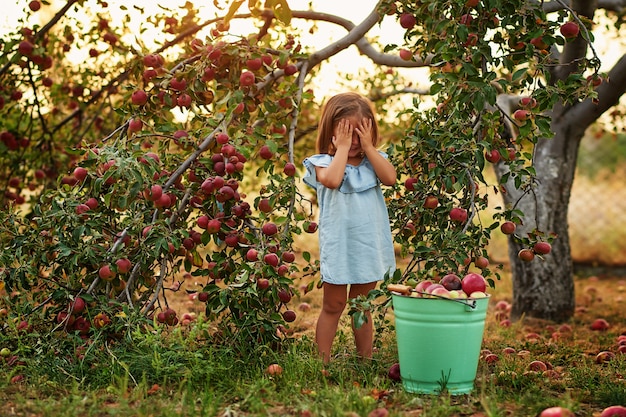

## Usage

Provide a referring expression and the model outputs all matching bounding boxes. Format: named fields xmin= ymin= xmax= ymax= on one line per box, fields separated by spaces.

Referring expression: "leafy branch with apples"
xmin=0 ymin=0 xmax=611 ymax=357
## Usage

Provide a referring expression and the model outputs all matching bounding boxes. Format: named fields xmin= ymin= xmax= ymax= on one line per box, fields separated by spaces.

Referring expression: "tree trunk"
xmin=495 ymin=113 xmax=587 ymax=322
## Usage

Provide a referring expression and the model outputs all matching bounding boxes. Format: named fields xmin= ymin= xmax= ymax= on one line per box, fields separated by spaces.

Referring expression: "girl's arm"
xmin=357 ymin=118 xmax=397 ymax=186
xmin=315 ymin=119 xmax=352 ymax=189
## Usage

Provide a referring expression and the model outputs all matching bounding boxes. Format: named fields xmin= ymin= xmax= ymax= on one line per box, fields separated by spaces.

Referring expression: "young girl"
xmin=303 ymin=92 xmax=397 ymax=363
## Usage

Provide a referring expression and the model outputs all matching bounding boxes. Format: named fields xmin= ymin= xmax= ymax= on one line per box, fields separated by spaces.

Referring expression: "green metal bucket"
xmin=391 ymin=293 xmax=489 ymax=395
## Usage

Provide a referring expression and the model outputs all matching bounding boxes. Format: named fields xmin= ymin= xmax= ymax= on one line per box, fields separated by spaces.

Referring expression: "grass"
xmin=1 ymin=272 xmax=625 ymax=416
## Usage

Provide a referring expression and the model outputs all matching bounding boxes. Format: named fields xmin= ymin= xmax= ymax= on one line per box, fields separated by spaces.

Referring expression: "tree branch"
xmin=569 ymin=53 xmax=626 ymax=127
xmin=290 ymin=9 xmax=432 ymax=67
xmin=540 ymin=0 xmax=626 ymax=13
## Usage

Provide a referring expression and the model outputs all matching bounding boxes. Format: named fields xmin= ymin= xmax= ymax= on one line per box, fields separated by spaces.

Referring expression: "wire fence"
xmin=569 ymin=131 xmax=626 ymax=266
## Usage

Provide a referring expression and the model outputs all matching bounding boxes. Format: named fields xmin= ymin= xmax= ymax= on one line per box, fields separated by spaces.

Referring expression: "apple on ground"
xmin=388 ymin=363 xmax=401 ymax=381
xmin=266 ymin=363 xmax=283 ymax=376
xmin=539 ymin=407 xmax=575 ymax=417
xmin=590 ymin=318 xmax=609 ymax=331
xmin=600 ymin=406 xmax=626 ymax=417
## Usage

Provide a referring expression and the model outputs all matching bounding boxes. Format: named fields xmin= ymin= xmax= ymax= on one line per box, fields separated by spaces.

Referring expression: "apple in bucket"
xmin=461 ymin=273 xmax=487 ymax=297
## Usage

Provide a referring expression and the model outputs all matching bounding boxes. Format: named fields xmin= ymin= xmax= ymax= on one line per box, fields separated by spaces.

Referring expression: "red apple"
xmin=281 ymin=251 xmax=296 ymax=263
xmin=485 ymin=149 xmax=501 ymax=163
xmin=474 ymin=256 xmax=489 ymax=269
xmin=29 ymin=1 xmax=41 ymax=11
xmin=266 ymin=363 xmax=283 ymax=376
xmin=462 ymin=273 xmax=486 ymax=296
xmin=559 ymin=21 xmax=580 ymax=39
xmin=399 ymin=49 xmax=412 ymax=61
xmin=177 ymin=93 xmax=192 ymax=108
xmin=282 ymin=310 xmax=296 ymax=322
xmin=519 ymin=97 xmax=537 ymax=108
xmin=304 ymin=221 xmax=318 ymax=233
xmin=530 ymin=36 xmax=548 ymax=50
xmin=414 ymin=280 xmax=434 ymax=294
xmin=423 ymin=195 xmax=439 ymax=209
xmin=131 ymin=90 xmax=148 ymax=106
xmin=283 ymin=162 xmax=296 ymax=177
xmin=539 ymin=407 xmax=574 ymax=417
xmin=518 ymin=248 xmax=535 ymax=261
xmin=600 ymin=406 xmax=626 ymax=417
xmin=18 ymin=40 xmax=34 ymax=56
xmin=197 ymin=215 xmax=209 ymax=229
xmin=75 ymin=204 xmax=91 ymax=216
xmin=259 ymin=145 xmax=273 ymax=159
xmin=449 ymin=207 xmax=468 ymax=223
xmin=71 ymin=297 xmax=86 ymax=314
xmin=284 ymin=64 xmax=298 ymax=76
xmin=246 ymin=248 xmax=258 ymax=261
xmin=513 ymin=109 xmax=530 ymax=121
xmin=170 ymin=77 xmax=187 ymax=91
xmin=264 ymin=253 xmax=279 ymax=267
xmin=587 ymin=74 xmax=603 ymax=87
xmin=115 ymin=258 xmax=132 ymax=274
xmin=528 ymin=360 xmax=548 ymax=372
xmin=257 ymin=277 xmax=270 ymax=290
xmin=533 ymin=241 xmax=552 ymax=255
xmin=404 ymin=177 xmax=418 ymax=191
xmin=258 ymin=198 xmax=272 ymax=213
xmin=239 ymin=71 xmax=255 ymax=87
xmin=596 ymin=351 xmax=616 ymax=364
xmin=98 ymin=264 xmax=115 ymax=281
xmin=590 ymin=318 xmax=609 ymax=331
xmin=128 ymin=118 xmax=143 ymax=134
xmin=388 ymin=363 xmax=401 ymax=381
xmin=278 ymin=288 xmax=292 ymax=303
xmin=439 ymin=274 xmax=462 ymax=291
xmin=465 ymin=0 xmax=479 ymax=7
xmin=206 ymin=218 xmax=221 ymax=234
xmin=262 ymin=222 xmax=278 ymax=236
xmin=399 ymin=13 xmax=416 ymax=29
xmin=246 ymin=57 xmax=262 ymax=71
xmin=73 ymin=167 xmax=88 ymax=182
xmin=500 ymin=221 xmax=516 ymax=235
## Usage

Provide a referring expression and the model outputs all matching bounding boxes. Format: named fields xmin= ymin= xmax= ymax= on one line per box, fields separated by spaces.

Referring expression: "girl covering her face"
xmin=303 ymin=92 xmax=397 ymax=364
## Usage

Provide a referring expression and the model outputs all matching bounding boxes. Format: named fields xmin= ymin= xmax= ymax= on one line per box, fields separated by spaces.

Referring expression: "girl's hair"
xmin=315 ymin=92 xmax=379 ymax=155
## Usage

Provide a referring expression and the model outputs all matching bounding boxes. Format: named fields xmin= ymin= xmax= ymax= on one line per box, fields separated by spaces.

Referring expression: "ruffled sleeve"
xmin=302 ymin=152 xmax=387 ymax=194
xmin=303 ymin=154 xmax=332 ymax=190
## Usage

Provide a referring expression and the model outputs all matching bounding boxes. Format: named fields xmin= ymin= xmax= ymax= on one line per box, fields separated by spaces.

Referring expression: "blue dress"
xmin=303 ymin=153 xmax=396 ymax=285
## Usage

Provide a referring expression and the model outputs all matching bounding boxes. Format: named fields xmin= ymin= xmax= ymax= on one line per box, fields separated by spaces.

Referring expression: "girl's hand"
xmin=332 ymin=118 xmax=353 ymax=152
xmin=355 ymin=117 xmax=375 ymax=151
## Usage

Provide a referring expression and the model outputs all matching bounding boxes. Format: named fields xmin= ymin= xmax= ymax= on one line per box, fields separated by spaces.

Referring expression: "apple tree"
xmin=0 ymin=0 xmax=624 ymax=359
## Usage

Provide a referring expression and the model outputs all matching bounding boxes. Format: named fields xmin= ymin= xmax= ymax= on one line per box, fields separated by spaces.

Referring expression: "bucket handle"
xmin=387 ymin=284 xmax=478 ymax=309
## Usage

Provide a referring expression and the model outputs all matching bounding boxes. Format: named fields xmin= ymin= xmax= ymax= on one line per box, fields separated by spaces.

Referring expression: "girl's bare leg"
xmin=349 ymin=282 xmax=377 ymax=360
xmin=315 ymin=283 xmax=348 ymax=364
